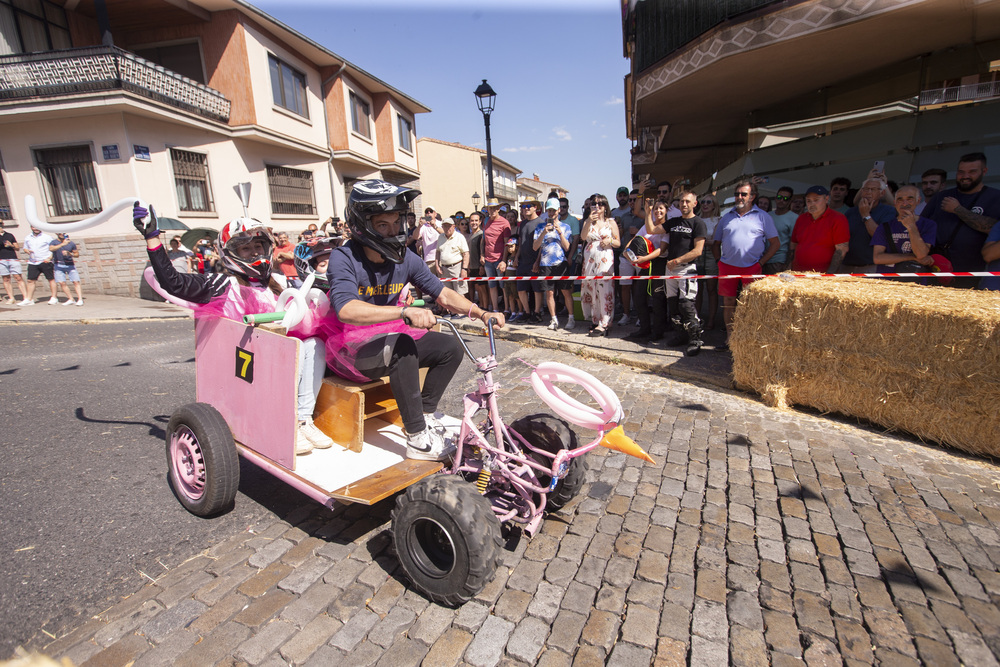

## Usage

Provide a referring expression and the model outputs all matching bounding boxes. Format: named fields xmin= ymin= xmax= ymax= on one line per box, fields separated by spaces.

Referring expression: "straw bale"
xmin=731 ymin=275 xmax=1000 ymax=457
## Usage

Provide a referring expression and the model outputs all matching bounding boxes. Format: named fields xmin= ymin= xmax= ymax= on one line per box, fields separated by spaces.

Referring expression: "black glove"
xmin=133 ymin=202 xmax=161 ymax=239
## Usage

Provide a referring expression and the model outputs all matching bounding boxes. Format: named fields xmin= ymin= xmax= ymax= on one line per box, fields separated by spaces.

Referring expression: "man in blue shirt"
xmin=328 ymin=180 xmax=505 ymax=461
xmin=982 ymin=221 xmax=1000 ymax=290
xmin=533 ymin=198 xmax=574 ymax=331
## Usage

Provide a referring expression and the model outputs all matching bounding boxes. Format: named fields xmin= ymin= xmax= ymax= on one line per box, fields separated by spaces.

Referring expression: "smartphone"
xmin=873 ymin=160 xmax=885 ymax=173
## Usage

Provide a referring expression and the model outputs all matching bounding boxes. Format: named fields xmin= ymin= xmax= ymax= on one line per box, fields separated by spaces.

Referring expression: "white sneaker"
xmin=17 ymin=299 xmax=35 ymax=306
xmin=48 ymin=297 xmax=59 ymax=305
xmin=75 ymin=300 xmax=84 ymax=306
xmin=62 ymin=299 xmax=76 ymax=306
xmin=547 ymin=317 xmax=558 ymax=331
xmin=406 ymin=428 xmax=454 ymax=462
xmin=564 ymin=317 xmax=576 ymax=331
xmin=299 ymin=420 xmax=334 ymax=449
xmin=294 ymin=422 xmax=314 ymax=455
xmin=617 ymin=313 xmax=630 ymax=326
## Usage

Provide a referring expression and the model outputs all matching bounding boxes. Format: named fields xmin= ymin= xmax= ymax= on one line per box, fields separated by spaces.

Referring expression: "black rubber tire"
xmin=511 ymin=413 xmax=587 ymax=512
xmin=165 ymin=402 xmax=239 ymax=517
xmin=392 ymin=474 xmax=502 ymax=606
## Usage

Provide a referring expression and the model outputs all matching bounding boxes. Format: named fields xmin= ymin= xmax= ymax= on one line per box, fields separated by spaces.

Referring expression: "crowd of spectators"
xmin=7 ymin=152 xmax=995 ymax=355
xmin=396 ymin=150 xmax=998 ymax=356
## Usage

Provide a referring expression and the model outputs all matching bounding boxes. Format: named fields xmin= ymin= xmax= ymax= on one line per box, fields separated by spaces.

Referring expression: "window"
xmin=267 ymin=166 xmax=316 ymax=216
xmin=134 ymin=41 xmax=206 ymax=84
xmin=170 ymin=149 xmax=215 ymax=213
xmin=397 ymin=114 xmax=413 ymax=152
xmin=349 ymin=91 xmax=370 ymax=139
xmin=34 ymin=145 xmax=101 ymax=217
xmin=268 ymin=54 xmax=308 ymax=118
xmin=0 ymin=0 xmax=71 ymax=55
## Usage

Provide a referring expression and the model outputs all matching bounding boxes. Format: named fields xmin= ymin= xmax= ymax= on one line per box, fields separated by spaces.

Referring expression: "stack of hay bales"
xmin=731 ymin=275 xmax=1000 ymax=457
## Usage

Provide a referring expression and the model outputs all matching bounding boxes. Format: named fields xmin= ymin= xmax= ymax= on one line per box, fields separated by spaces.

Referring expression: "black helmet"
xmin=293 ymin=236 xmax=338 ymax=289
xmin=346 ymin=179 xmax=419 ymax=264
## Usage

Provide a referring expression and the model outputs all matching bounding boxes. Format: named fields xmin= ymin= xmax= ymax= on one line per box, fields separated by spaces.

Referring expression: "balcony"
xmin=490 ymin=182 xmax=517 ymax=202
xmin=0 ymin=46 xmax=230 ymax=123
xmin=630 ymin=0 xmax=782 ymax=73
xmin=919 ymin=81 xmax=1000 ymax=108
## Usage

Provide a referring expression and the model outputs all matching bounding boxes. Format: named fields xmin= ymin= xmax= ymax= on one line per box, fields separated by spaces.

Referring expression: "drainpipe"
xmin=322 ymin=62 xmax=348 ymax=218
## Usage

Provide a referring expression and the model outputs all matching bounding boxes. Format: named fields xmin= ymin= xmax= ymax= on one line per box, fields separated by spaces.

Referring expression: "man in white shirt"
xmin=435 ymin=218 xmax=470 ymax=300
xmin=20 ymin=227 xmax=58 ymax=305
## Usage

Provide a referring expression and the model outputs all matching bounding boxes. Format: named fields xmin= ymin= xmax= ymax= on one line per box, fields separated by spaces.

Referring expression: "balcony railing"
xmin=0 ymin=46 xmax=230 ymax=122
xmin=491 ymin=182 xmax=517 ymax=202
xmin=629 ymin=0 xmax=783 ymax=73
xmin=919 ymin=81 xmax=1000 ymax=107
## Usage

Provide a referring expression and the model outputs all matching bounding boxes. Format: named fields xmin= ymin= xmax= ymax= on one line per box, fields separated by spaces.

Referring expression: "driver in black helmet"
xmin=328 ymin=179 xmax=506 ymax=461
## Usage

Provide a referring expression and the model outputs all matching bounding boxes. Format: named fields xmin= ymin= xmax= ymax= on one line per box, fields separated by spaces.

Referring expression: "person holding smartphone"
xmin=532 ymin=198 xmax=575 ymax=331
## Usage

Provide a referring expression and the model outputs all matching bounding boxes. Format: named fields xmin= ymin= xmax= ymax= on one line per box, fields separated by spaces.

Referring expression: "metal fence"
xmin=0 ymin=45 xmax=231 ymax=122
xmin=919 ymin=81 xmax=1000 ymax=107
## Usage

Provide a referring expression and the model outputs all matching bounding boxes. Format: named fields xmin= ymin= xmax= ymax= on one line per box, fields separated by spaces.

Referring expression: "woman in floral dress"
xmin=580 ymin=193 xmax=620 ymax=336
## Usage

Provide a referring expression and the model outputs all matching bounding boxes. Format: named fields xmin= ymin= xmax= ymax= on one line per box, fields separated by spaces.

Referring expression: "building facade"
xmin=416 ymin=138 xmax=521 ymax=216
xmin=622 ymin=0 xmax=1000 ymax=198
xmin=0 ymin=0 xmax=428 ymax=295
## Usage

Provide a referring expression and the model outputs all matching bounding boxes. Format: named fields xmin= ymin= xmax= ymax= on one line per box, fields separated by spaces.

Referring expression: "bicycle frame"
xmin=437 ymin=318 xmax=605 ymax=535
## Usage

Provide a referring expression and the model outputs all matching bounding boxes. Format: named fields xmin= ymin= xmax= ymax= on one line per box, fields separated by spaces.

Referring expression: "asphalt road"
xmin=0 ymin=319 xmax=513 ymax=654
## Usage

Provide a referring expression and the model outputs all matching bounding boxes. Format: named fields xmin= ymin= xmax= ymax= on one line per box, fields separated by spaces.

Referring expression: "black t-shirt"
xmin=328 ymin=241 xmax=442 ymax=315
xmin=517 ymin=218 xmax=541 ymax=267
xmin=0 ymin=232 xmax=16 ymax=260
xmin=665 ymin=215 xmax=708 ymax=262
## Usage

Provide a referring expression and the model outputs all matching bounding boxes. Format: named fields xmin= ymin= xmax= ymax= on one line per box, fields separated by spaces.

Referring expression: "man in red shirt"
xmin=273 ymin=231 xmax=299 ymax=286
xmin=788 ymin=185 xmax=849 ymax=273
xmin=480 ymin=197 xmax=511 ymax=313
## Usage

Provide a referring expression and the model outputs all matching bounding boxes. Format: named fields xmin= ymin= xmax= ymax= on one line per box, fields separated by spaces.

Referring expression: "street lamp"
xmin=474 ymin=79 xmax=497 ymax=200
xmin=471 ymin=192 xmax=481 ymax=210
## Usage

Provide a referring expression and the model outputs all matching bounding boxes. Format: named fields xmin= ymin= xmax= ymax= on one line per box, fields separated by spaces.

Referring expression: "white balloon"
xmin=143 ymin=267 xmax=198 ymax=310
xmin=528 ymin=362 xmax=624 ymax=431
xmin=24 ymin=195 xmax=143 ymax=234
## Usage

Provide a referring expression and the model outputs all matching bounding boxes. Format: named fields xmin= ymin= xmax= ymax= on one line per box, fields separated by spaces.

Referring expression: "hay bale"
xmin=731 ymin=275 xmax=1000 ymax=457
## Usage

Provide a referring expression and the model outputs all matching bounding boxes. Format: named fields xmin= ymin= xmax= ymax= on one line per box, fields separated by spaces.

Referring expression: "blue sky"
xmin=253 ymin=0 xmax=633 ymax=207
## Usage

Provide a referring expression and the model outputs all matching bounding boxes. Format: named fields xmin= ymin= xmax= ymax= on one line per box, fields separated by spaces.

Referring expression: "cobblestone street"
xmin=39 ymin=346 xmax=1000 ymax=666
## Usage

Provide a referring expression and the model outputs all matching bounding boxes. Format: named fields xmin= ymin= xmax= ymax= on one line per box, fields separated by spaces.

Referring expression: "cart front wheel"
xmin=392 ymin=474 xmax=501 ymax=606
xmin=165 ymin=402 xmax=239 ymax=517
xmin=511 ymin=413 xmax=587 ymax=512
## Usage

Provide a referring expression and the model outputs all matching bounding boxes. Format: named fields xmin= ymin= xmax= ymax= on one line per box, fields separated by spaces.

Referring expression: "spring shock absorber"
xmin=476 ymin=466 xmax=492 ymax=495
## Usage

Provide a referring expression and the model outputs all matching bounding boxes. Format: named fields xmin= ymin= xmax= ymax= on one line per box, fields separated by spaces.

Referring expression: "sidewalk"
xmin=0 ymin=296 xmax=735 ymax=391
xmin=0 ymin=294 xmax=191 ymax=325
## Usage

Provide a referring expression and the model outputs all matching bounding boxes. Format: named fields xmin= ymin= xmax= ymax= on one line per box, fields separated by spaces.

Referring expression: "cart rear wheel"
xmin=165 ymin=402 xmax=239 ymax=517
xmin=392 ymin=474 xmax=501 ymax=606
xmin=511 ymin=413 xmax=587 ymax=512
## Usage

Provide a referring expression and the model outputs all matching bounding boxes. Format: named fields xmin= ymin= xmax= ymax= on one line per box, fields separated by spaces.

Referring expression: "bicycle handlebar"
xmin=435 ymin=316 xmax=498 ymax=362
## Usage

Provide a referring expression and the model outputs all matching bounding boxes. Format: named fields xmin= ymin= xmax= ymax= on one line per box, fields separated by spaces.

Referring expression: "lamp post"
xmin=471 ymin=192 xmax=481 ymax=211
xmin=474 ymin=79 xmax=497 ymax=200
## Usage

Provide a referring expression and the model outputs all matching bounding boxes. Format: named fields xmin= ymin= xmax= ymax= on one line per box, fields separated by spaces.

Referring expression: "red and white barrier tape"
xmin=440 ymin=271 xmax=1000 ymax=282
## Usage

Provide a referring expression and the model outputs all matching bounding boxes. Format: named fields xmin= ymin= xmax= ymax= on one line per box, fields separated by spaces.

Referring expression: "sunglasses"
xmin=734 ymin=193 xmax=750 ymax=198
xmin=775 ymin=195 xmax=791 ymax=201
xmin=700 ymin=200 xmax=714 ymax=205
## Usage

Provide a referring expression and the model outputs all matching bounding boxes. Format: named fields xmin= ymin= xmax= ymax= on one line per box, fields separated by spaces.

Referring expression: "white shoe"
xmin=547 ymin=317 xmax=558 ymax=331
xmin=62 ymin=299 xmax=76 ymax=306
xmin=299 ymin=420 xmax=333 ymax=449
xmin=17 ymin=299 xmax=34 ymax=306
xmin=294 ymin=422 xmax=314 ymax=455
xmin=75 ymin=300 xmax=83 ymax=306
xmin=406 ymin=428 xmax=454 ymax=462
xmin=48 ymin=297 xmax=59 ymax=305
xmin=564 ymin=317 xmax=576 ymax=331
xmin=617 ymin=314 xmax=630 ymax=326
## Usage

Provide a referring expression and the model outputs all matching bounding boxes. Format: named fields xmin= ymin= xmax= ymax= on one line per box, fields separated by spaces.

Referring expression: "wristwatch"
xmin=862 ymin=216 xmax=872 ymax=222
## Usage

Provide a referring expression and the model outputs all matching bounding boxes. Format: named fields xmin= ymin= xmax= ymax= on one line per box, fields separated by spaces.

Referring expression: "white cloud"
xmin=502 ymin=145 xmax=553 ymax=153
xmin=553 ymin=127 xmax=572 ymax=142
xmin=605 ymin=96 xmax=624 ymax=106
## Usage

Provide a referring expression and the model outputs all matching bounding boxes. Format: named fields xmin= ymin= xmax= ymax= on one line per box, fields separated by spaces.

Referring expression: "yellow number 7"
xmin=237 ymin=350 xmax=252 ymax=377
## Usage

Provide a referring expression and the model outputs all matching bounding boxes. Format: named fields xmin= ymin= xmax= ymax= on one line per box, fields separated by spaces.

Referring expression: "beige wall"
xmin=341 ymin=75 xmax=380 ymax=165
xmin=1 ymin=110 xmax=335 ymax=237
xmin=416 ymin=140 xmax=484 ymax=216
xmin=242 ymin=23 xmax=329 ymax=149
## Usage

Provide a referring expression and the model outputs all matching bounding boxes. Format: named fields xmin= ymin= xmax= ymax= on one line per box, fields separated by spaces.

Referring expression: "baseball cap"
xmin=806 ymin=185 xmax=829 ymax=196
xmin=616 ymin=186 xmax=629 ymax=196
xmin=545 ymin=197 xmax=560 ymax=211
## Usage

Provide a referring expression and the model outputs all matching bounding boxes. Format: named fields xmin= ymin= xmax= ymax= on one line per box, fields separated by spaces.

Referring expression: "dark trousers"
xmin=353 ymin=331 xmax=463 ymax=434
xmin=634 ymin=260 xmax=668 ymax=336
